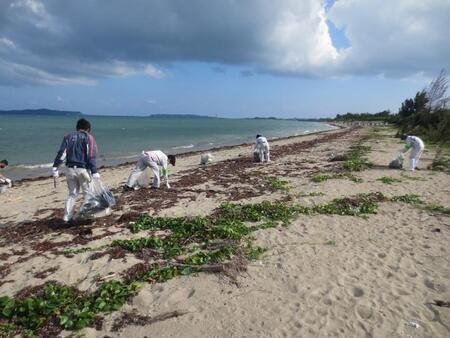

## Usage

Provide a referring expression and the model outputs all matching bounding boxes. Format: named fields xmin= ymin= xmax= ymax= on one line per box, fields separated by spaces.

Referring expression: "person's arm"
xmin=86 ymin=134 xmax=98 ymax=175
xmin=401 ymin=138 xmax=412 ymax=153
xmin=53 ymin=135 xmax=68 ymax=168
xmin=161 ymin=156 xmax=170 ymax=188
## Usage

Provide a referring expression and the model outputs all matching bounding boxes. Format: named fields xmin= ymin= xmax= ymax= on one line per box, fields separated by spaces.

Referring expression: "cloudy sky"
xmin=0 ymin=0 xmax=449 ymax=117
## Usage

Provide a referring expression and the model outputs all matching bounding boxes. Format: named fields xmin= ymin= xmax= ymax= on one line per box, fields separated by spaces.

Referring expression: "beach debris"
xmin=200 ymin=152 xmax=213 ymax=165
xmin=389 ymin=153 xmax=404 ymax=169
xmin=432 ymin=300 xmax=450 ymax=307
xmin=111 ymin=310 xmax=188 ymax=332
xmin=405 ymin=320 xmax=420 ymax=329
xmin=77 ymin=179 xmax=115 ymax=219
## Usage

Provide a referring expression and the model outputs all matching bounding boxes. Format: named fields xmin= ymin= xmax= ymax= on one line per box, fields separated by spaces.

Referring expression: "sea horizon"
xmin=0 ymin=114 xmax=335 ymax=180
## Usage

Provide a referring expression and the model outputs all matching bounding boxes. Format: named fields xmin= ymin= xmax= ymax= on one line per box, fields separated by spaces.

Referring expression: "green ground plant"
xmin=4 ymin=191 xmax=440 ymax=336
xmin=266 ymin=177 xmax=290 ymax=192
xmin=377 ymin=176 xmax=402 ymax=185
xmin=312 ymin=173 xmax=363 ymax=183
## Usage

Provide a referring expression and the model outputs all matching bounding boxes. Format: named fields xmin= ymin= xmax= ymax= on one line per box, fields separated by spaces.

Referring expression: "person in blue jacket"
xmin=52 ymin=118 xmax=99 ymax=222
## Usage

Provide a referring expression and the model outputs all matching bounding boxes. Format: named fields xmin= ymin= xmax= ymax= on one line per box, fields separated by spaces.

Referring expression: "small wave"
xmin=172 ymin=144 xmax=194 ymax=150
xmin=303 ymin=130 xmax=310 ymax=134
xmin=17 ymin=163 xmax=53 ymax=169
xmin=104 ymin=154 xmax=138 ymax=161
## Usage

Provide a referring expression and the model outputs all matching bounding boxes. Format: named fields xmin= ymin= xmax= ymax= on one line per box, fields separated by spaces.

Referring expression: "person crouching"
xmin=0 ymin=160 xmax=12 ymax=193
xmin=254 ymin=134 xmax=270 ymax=162
xmin=126 ymin=150 xmax=176 ymax=189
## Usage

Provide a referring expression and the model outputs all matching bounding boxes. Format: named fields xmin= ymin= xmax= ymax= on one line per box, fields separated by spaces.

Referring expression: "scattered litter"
xmin=200 ymin=153 xmax=214 ymax=165
xmin=405 ymin=320 xmax=420 ymax=329
xmin=77 ymin=179 xmax=115 ymax=219
xmin=433 ymin=300 xmax=450 ymax=307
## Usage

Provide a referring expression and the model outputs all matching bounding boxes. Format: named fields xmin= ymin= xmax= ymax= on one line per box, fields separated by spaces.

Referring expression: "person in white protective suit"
xmin=254 ymin=134 xmax=270 ymax=162
xmin=126 ymin=150 xmax=176 ymax=189
xmin=400 ymin=134 xmax=425 ymax=171
xmin=0 ymin=159 xmax=12 ymax=193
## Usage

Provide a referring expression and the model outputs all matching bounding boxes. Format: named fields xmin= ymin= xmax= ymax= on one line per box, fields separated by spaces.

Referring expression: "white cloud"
xmin=329 ymin=0 xmax=450 ymax=76
xmin=0 ymin=0 xmax=448 ymax=85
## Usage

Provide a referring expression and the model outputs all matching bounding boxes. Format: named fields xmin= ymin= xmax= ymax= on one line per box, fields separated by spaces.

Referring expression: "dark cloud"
xmin=0 ymin=0 xmax=448 ymax=86
xmin=0 ymin=0 xmax=337 ymax=85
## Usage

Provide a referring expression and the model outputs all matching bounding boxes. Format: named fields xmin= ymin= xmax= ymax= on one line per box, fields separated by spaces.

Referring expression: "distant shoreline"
xmin=12 ymin=123 xmax=341 ymax=184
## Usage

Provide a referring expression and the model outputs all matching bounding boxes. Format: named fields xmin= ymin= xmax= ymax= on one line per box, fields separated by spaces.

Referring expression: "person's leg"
xmin=126 ymin=156 xmax=147 ymax=187
xmin=409 ymin=147 xmax=420 ymax=171
xmin=149 ymin=161 xmax=160 ymax=188
xmin=264 ymin=144 xmax=270 ymax=162
xmin=415 ymin=147 xmax=424 ymax=168
xmin=77 ymin=168 xmax=91 ymax=203
xmin=64 ymin=168 xmax=80 ymax=221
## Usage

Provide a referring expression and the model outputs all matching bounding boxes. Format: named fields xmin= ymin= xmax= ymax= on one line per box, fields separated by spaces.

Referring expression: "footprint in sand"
xmin=353 ymin=287 xmax=364 ymax=298
xmin=424 ymin=279 xmax=448 ymax=293
xmin=356 ymin=304 xmax=373 ymax=319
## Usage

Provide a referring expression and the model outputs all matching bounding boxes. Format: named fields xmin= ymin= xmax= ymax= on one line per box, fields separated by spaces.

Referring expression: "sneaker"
xmin=63 ymin=215 xmax=71 ymax=223
xmin=123 ymin=185 xmax=133 ymax=192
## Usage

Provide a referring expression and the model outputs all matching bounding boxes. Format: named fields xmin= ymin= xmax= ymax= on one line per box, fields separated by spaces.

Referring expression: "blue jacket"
xmin=53 ymin=131 xmax=98 ymax=173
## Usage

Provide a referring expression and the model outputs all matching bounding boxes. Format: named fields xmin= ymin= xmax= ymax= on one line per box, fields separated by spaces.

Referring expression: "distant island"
xmin=147 ymin=114 xmax=216 ymax=118
xmin=0 ymin=109 xmax=82 ymax=116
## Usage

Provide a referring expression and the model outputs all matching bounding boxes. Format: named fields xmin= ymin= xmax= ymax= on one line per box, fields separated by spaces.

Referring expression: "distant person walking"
xmin=125 ymin=150 xmax=176 ymax=189
xmin=52 ymin=118 xmax=99 ymax=222
xmin=400 ymin=134 xmax=425 ymax=171
xmin=0 ymin=159 xmax=12 ymax=193
xmin=254 ymin=134 xmax=270 ymax=162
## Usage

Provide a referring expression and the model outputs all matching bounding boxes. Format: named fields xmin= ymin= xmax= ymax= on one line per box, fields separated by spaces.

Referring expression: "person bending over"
xmin=52 ymin=118 xmax=99 ymax=222
xmin=400 ymin=134 xmax=424 ymax=171
xmin=254 ymin=134 xmax=270 ymax=162
xmin=0 ymin=160 xmax=12 ymax=193
xmin=126 ymin=150 xmax=176 ymax=189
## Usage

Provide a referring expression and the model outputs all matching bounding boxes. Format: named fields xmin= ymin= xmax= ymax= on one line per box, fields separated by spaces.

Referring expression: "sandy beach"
xmin=1 ymin=126 xmax=449 ymax=337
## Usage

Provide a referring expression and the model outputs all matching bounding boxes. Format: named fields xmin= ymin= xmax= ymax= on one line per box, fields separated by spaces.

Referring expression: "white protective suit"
xmin=254 ymin=136 xmax=270 ymax=162
xmin=127 ymin=150 xmax=170 ymax=189
xmin=403 ymin=136 xmax=425 ymax=171
xmin=0 ymin=176 xmax=12 ymax=194
xmin=64 ymin=167 xmax=91 ymax=221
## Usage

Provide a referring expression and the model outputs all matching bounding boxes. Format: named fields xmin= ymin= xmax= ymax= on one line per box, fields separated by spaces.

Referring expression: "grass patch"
xmin=266 ymin=177 xmax=290 ymax=192
xmin=298 ymin=192 xmax=326 ymax=197
xmin=377 ymin=176 xmax=402 ymax=185
xmin=421 ymin=204 xmax=450 ymax=215
xmin=390 ymin=194 xmax=423 ymax=204
xmin=0 ymin=281 xmax=140 ymax=336
xmin=312 ymin=173 xmax=363 ymax=183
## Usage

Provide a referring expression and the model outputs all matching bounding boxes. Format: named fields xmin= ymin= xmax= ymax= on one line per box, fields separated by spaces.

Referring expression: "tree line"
xmin=334 ymin=70 xmax=450 ymax=144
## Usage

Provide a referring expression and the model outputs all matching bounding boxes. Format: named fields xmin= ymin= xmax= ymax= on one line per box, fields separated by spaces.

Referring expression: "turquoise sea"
xmin=0 ymin=115 xmax=334 ymax=179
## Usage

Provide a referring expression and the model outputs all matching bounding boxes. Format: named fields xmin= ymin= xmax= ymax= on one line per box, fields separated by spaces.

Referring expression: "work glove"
xmin=5 ymin=178 xmax=12 ymax=188
xmin=52 ymin=167 xmax=59 ymax=178
xmin=92 ymin=173 xmax=101 ymax=179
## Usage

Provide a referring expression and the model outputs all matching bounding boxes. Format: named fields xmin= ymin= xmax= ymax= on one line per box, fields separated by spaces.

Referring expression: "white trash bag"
xmin=253 ymin=150 xmax=261 ymax=163
xmin=77 ymin=179 xmax=115 ymax=219
xmin=200 ymin=153 xmax=213 ymax=165
xmin=136 ymin=168 xmax=150 ymax=187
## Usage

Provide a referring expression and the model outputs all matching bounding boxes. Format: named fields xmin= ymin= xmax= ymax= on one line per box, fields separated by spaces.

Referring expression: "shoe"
xmin=63 ymin=215 xmax=71 ymax=223
xmin=123 ymin=185 xmax=133 ymax=192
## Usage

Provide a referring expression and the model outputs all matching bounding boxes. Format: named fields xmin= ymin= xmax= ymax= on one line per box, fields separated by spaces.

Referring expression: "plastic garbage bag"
xmin=389 ymin=153 xmax=404 ymax=169
xmin=77 ymin=178 xmax=115 ymax=219
xmin=253 ymin=150 xmax=261 ymax=163
xmin=200 ymin=153 xmax=213 ymax=165
xmin=136 ymin=168 xmax=150 ymax=187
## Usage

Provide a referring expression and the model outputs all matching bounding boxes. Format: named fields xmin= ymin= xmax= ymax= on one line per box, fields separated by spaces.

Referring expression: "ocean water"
xmin=0 ymin=115 xmax=334 ymax=179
